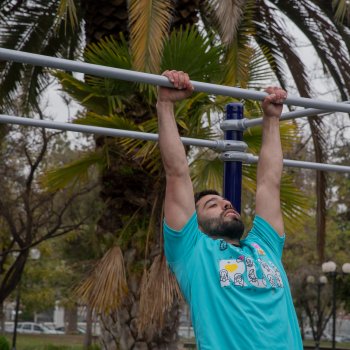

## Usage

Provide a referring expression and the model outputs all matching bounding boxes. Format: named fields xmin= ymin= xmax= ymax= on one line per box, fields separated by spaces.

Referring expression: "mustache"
xmin=221 ymin=209 xmax=239 ymax=219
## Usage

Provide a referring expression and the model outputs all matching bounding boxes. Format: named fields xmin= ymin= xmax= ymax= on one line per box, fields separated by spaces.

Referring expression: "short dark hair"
xmin=194 ymin=189 xmax=221 ymax=206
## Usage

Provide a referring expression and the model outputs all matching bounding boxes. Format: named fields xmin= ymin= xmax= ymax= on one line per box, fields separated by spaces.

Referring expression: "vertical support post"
xmin=12 ymin=282 xmax=21 ymax=350
xmin=223 ymin=103 xmax=243 ymax=213
xmin=316 ymin=282 xmax=321 ymax=350
xmin=331 ymin=272 xmax=337 ymax=350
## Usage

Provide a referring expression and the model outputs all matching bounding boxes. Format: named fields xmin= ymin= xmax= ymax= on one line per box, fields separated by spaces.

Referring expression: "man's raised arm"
xmin=157 ymin=70 xmax=195 ymax=230
xmin=255 ymin=87 xmax=287 ymax=236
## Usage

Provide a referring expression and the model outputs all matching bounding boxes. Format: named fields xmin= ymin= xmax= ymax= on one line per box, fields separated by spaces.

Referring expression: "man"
xmin=156 ymin=70 xmax=303 ymax=349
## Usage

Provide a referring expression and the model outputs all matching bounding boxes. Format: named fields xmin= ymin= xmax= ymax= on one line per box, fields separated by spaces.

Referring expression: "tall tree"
xmin=1 ymin=0 xmax=350 ymax=264
xmin=1 ymin=0 xmax=350 ymax=347
xmin=43 ymin=27 xmax=309 ymax=349
xmin=0 ymin=125 xmax=97 ymax=305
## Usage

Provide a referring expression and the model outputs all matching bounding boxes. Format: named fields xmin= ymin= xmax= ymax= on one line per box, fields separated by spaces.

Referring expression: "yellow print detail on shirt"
xmin=219 ymin=253 xmax=284 ymax=289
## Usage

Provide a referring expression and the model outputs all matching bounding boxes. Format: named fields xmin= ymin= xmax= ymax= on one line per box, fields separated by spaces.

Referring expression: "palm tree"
xmin=1 ymin=0 xmax=349 ymax=347
xmin=1 ymin=1 xmax=349 ymax=265
xmin=42 ymin=25 xmax=309 ymax=348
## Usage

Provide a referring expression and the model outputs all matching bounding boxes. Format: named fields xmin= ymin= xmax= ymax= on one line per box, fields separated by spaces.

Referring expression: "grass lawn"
xmin=303 ymin=340 xmax=350 ymax=349
xmin=180 ymin=339 xmax=350 ymax=350
xmin=4 ymin=334 xmax=95 ymax=350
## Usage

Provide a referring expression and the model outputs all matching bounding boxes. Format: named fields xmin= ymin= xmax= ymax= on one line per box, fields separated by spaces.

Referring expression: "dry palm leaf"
xmin=75 ymin=245 xmax=128 ymax=314
xmin=138 ymin=254 xmax=183 ymax=333
xmin=129 ymin=0 xmax=172 ymax=73
xmin=207 ymin=0 xmax=246 ymax=44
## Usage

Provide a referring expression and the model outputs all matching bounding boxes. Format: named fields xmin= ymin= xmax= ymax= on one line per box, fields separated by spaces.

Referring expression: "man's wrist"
xmin=263 ymin=115 xmax=281 ymax=122
xmin=156 ymin=100 xmax=174 ymax=110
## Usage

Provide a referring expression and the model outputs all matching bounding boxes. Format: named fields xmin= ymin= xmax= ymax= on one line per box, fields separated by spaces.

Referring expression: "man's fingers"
xmin=162 ymin=70 xmax=175 ymax=85
xmin=184 ymin=73 xmax=193 ymax=91
xmin=264 ymin=86 xmax=287 ymax=104
xmin=161 ymin=70 xmax=193 ymax=92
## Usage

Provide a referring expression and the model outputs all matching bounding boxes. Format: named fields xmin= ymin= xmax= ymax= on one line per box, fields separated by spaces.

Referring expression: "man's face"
xmin=196 ymin=194 xmax=245 ymax=241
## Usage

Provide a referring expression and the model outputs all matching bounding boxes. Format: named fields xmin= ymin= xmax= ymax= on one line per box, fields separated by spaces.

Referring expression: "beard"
xmin=199 ymin=214 xmax=245 ymax=241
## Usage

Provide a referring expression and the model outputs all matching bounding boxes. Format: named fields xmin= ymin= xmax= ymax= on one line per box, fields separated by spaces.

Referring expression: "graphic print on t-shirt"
xmin=219 ymin=242 xmax=284 ymax=289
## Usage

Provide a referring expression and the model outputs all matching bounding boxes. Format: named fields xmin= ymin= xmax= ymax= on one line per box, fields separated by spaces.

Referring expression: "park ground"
xmin=3 ymin=335 xmax=350 ymax=350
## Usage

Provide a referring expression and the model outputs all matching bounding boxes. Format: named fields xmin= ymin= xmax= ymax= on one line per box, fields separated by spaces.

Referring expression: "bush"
xmin=0 ymin=336 xmax=10 ymax=350
xmin=87 ymin=345 xmax=101 ymax=350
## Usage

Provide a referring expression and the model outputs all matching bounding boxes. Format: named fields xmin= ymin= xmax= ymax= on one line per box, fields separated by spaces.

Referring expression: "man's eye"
xmin=209 ymin=204 xmax=217 ymax=208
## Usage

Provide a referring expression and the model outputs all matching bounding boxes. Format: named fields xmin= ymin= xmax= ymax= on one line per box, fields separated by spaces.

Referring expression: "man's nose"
xmin=223 ymin=202 xmax=233 ymax=210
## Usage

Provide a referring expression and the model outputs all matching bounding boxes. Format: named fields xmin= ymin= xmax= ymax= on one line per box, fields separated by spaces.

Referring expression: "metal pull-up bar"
xmin=1 ymin=48 xmax=350 ymax=113
xmin=1 ymin=114 xmax=348 ymax=173
xmin=221 ymin=102 xmax=350 ymax=131
xmin=220 ymin=152 xmax=350 ymax=173
xmin=0 ymin=114 xmax=247 ymax=152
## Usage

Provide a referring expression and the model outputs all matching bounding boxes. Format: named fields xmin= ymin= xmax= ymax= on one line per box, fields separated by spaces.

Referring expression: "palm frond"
xmin=0 ymin=0 xmax=82 ymax=113
xmin=242 ymin=164 xmax=310 ymax=233
xmin=57 ymin=0 xmax=78 ymax=30
xmin=84 ymin=35 xmax=132 ymax=70
xmin=247 ymin=44 xmax=275 ymax=89
xmin=41 ymin=150 xmax=106 ymax=192
xmin=138 ymin=254 xmax=182 ymax=333
xmin=161 ymin=26 xmax=225 ymax=83
xmin=129 ymin=0 xmax=172 ymax=73
xmin=332 ymin=0 xmax=350 ymax=23
xmin=254 ymin=3 xmax=307 ymax=92
xmin=317 ymin=2 xmax=350 ymax=54
xmin=274 ymin=0 xmax=350 ymax=99
xmin=206 ymin=0 xmax=273 ymax=92
xmin=75 ymin=112 xmax=139 ymax=131
xmin=55 ymin=71 xmax=114 ymax=115
xmin=207 ymin=0 xmax=246 ymax=44
xmin=175 ymin=92 xmax=222 ymax=134
xmin=190 ymin=155 xmax=223 ymax=193
xmin=244 ymin=121 xmax=299 ymax=155
xmin=75 ymin=246 xmax=128 ymax=315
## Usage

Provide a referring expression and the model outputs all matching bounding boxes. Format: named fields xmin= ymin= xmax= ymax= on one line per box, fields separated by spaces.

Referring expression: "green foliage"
xmin=0 ymin=0 xmax=83 ymax=114
xmin=57 ymin=0 xmax=79 ymax=30
xmin=129 ymin=0 xmax=172 ymax=73
xmin=49 ymin=25 xmax=310 ymax=239
xmin=42 ymin=149 xmax=106 ymax=192
xmin=161 ymin=26 xmax=225 ymax=83
xmin=0 ymin=336 xmax=10 ymax=350
xmin=332 ymin=0 xmax=350 ymax=23
xmin=49 ymin=27 xmax=230 ymax=188
xmin=86 ymin=345 xmax=101 ymax=350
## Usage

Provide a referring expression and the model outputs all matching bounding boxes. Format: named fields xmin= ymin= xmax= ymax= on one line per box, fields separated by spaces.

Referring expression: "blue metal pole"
xmin=223 ymin=103 xmax=243 ymax=213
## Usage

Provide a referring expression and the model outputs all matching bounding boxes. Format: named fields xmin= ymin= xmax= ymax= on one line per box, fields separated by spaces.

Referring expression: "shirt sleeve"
xmin=245 ymin=215 xmax=285 ymax=259
xmin=163 ymin=211 xmax=202 ymax=263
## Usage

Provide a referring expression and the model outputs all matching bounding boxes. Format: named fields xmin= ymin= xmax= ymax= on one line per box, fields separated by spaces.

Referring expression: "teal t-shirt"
xmin=164 ymin=213 xmax=303 ymax=350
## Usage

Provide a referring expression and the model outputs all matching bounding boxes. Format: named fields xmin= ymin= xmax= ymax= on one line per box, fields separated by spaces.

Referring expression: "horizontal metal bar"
xmin=219 ymin=152 xmax=350 ymax=173
xmin=2 ymin=48 xmax=350 ymax=113
xmin=221 ymin=101 xmax=350 ymax=131
xmin=0 ymin=114 xmax=247 ymax=152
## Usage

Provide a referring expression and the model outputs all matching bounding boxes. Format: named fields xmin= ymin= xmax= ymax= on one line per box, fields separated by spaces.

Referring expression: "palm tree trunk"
xmin=99 ymin=274 xmax=180 ymax=350
xmin=80 ymin=1 xmax=201 ymax=348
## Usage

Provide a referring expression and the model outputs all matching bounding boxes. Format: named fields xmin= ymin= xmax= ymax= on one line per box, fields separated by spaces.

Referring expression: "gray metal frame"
xmin=220 ymin=152 xmax=350 ymax=173
xmin=2 ymin=47 xmax=350 ymax=113
xmin=220 ymin=102 xmax=350 ymax=131
xmin=0 ymin=114 xmax=247 ymax=152
xmin=1 ymin=48 xmax=349 ymax=172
